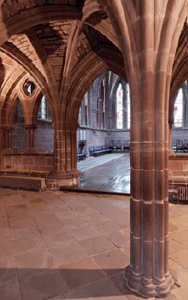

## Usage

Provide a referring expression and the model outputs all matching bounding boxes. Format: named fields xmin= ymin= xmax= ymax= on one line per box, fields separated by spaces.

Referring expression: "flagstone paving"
xmin=77 ymin=154 xmax=130 ymax=194
xmin=0 ymin=188 xmax=187 ymax=299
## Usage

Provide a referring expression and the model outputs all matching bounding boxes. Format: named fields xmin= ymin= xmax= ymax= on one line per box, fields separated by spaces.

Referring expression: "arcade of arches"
xmin=0 ymin=1 xmax=187 ymax=299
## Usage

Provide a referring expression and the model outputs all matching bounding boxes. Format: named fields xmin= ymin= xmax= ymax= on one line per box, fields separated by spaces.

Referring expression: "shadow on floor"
xmin=0 ymin=268 xmax=143 ymax=299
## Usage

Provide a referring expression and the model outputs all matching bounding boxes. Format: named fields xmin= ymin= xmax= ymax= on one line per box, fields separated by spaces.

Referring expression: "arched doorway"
xmin=76 ymin=71 xmax=131 ymax=194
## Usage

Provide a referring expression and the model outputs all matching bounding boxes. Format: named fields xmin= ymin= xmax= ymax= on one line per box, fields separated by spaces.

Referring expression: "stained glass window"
xmin=116 ymin=83 xmax=123 ymax=129
xmin=127 ymin=84 xmax=131 ymax=129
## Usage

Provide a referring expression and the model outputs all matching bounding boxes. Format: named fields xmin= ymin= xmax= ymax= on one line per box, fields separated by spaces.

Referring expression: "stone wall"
xmin=172 ymin=128 xmax=188 ymax=145
xmin=11 ymin=101 xmax=54 ymax=153
xmin=34 ymin=120 xmax=54 ymax=153
xmin=3 ymin=154 xmax=54 ymax=171
xmin=169 ymin=154 xmax=188 ymax=171
xmin=77 ymin=128 xmax=108 ymax=154
xmin=12 ymin=118 xmax=28 ymax=152
xmin=107 ymin=130 xmax=130 ymax=145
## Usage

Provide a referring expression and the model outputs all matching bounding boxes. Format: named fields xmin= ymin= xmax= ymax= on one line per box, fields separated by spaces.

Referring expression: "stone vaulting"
xmin=0 ymin=0 xmax=187 ymax=298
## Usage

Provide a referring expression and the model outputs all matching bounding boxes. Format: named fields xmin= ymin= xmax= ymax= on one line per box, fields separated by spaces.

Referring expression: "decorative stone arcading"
xmin=25 ymin=124 xmax=37 ymax=153
xmin=0 ymin=125 xmax=14 ymax=153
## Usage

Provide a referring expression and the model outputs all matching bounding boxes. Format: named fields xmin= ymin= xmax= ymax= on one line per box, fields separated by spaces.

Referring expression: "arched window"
xmin=41 ymin=96 xmax=47 ymax=119
xmin=116 ymin=83 xmax=123 ymax=129
xmin=127 ymin=84 xmax=131 ymax=130
xmin=35 ymin=96 xmax=53 ymax=153
xmin=174 ymin=88 xmax=183 ymax=128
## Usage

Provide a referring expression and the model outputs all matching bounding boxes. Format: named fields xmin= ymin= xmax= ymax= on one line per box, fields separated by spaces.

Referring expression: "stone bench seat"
xmin=169 ymin=176 xmax=188 ymax=185
xmin=0 ymin=168 xmax=51 ymax=177
xmin=169 ymin=171 xmax=188 ymax=185
xmin=169 ymin=172 xmax=188 ymax=202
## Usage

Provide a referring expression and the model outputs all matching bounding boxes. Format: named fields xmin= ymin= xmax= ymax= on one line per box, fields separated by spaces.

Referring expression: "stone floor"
xmin=0 ymin=188 xmax=188 ymax=300
xmin=77 ymin=154 xmax=130 ymax=194
xmin=77 ymin=153 xmax=126 ymax=173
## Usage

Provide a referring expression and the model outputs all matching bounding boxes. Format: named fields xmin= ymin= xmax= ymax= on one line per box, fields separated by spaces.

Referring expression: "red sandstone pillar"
xmin=53 ymin=123 xmax=64 ymax=175
xmin=65 ymin=122 xmax=79 ymax=172
xmin=123 ymin=1 xmax=173 ymax=296
xmin=0 ymin=127 xmax=4 ymax=168
xmin=64 ymin=122 xmax=80 ymax=185
xmin=51 ymin=121 xmax=80 ymax=187
xmin=124 ymin=80 xmax=173 ymax=298
xmin=71 ymin=129 xmax=78 ymax=172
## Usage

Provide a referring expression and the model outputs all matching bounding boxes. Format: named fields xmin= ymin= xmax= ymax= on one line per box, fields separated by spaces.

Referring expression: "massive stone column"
xmin=65 ymin=122 xmax=80 ymax=182
xmin=0 ymin=127 xmax=4 ymax=168
xmin=53 ymin=121 xmax=64 ymax=176
xmin=98 ymin=0 xmax=186 ymax=298
xmin=51 ymin=120 xmax=80 ymax=187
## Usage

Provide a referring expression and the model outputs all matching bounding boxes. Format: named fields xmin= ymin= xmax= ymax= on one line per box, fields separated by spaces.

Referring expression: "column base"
xmin=124 ymin=266 xmax=174 ymax=298
xmin=46 ymin=171 xmax=80 ymax=189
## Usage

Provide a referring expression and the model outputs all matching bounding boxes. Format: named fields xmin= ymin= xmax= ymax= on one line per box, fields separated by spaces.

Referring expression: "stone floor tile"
xmin=9 ymin=216 xmax=35 ymax=230
xmin=5 ymin=195 xmax=25 ymax=207
xmin=0 ymin=189 xmax=187 ymax=300
xmin=57 ymin=216 xmax=89 ymax=232
xmin=0 ymin=214 xmax=9 ymax=229
xmin=49 ymin=240 xmax=88 ymax=265
xmin=79 ymin=235 xmax=116 ymax=256
xmin=169 ymin=222 xmax=179 ymax=233
xmin=71 ymin=203 xmax=98 ymax=217
xmin=19 ymin=269 xmax=68 ymax=300
xmin=169 ymin=238 xmax=186 ymax=258
xmin=47 ymin=293 xmax=66 ymax=299
xmin=109 ymin=272 xmax=144 ymax=300
xmin=42 ymin=229 xmax=73 ymax=248
xmin=0 ymin=240 xmax=14 ymax=261
xmin=15 ymin=247 xmax=55 ymax=277
xmin=169 ymin=259 xmax=188 ymax=287
xmin=65 ymin=278 xmax=126 ymax=300
xmin=10 ymin=227 xmax=40 ymax=241
xmin=0 ymin=278 xmax=22 ymax=300
xmin=93 ymin=249 xmax=129 ymax=277
xmin=6 ymin=204 xmax=28 ymax=219
xmin=12 ymin=235 xmax=45 ymax=255
xmin=59 ymin=257 xmax=105 ymax=290
xmin=69 ymin=223 xmax=101 ymax=241
xmin=107 ymin=230 xmax=130 ymax=249
xmin=34 ymin=214 xmax=69 ymax=234
xmin=170 ymin=229 xmax=188 ymax=246
xmin=54 ymin=210 xmax=77 ymax=220
xmin=77 ymin=154 xmax=130 ymax=194
xmin=95 ymin=220 xmax=122 ymax=235
xmin=85 ymin=212 xmax=110 ymax=224
xmin=170 ymin=249 xmax=188 ymax=269
xmin=110 ymin=200 xmax=129 ymax=210
xmin=0 ymin=228 xmax=11 ymax=241
xmin=171 ymin=284 xmax=188 ymax=300
xmin=28 ymin=200 xmax=49 ymax=212
xmin=0 ymin=257 xmax=17 ymax=286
